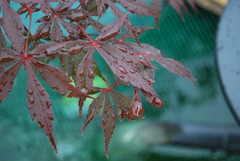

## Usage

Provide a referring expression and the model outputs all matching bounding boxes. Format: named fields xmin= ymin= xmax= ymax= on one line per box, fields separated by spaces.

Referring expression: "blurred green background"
xmin=1 ymin=2 xmax=240 ymax=161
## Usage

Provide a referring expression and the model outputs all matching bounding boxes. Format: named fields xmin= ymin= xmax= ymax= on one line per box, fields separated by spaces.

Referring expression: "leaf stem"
xmin=76 ymin=0 xmax=88 ymax=9
xmin=77 ymin=23 xmax=96 ymax=44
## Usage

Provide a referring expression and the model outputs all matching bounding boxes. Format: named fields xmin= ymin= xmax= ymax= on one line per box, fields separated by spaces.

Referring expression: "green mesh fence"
xmin=0 ymin=3 xmax=239 ymax=161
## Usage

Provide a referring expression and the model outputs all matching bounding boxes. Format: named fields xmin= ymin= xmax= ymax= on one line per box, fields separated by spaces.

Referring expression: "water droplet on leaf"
xmin=117 ymin=66 xmax=127 ymax=74
xmin=28 ymin=97 xmax=34 ymax=104
xmin=88 ymin=69 xmax=94 ymax=78
xmin=27 ymin=88 xmax=33 ymax=95
xmin=79 ymin=69 xmax=84 ymax=76
xmin=38 ymin=121 xmax=44 ymax=129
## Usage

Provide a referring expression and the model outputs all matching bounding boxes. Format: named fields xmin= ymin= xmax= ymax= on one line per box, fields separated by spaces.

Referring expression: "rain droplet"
xmin=129 ymin=52 xmax=134 ymax=55
xmin=79 ymin=69 xmax=84 ymax=76
xmin=130 ymin=69 xmax=136 ymax=74
xmin=27 ymin=88 xmax=33 ymax=95
xmin=81 ymin=88 xmax=88 ymax=94
xmin=139 ymin=60 xmax=150 ymax=66
xmin=117 ymin=65 xmax=127 ymax=74
xmin=133 ymin=102 xmax=143 ymax=116
xmin=48 ymin=114 xmax=54 ymax=120
xmin=41 ymin=89 xmax=45 ymax=96
xmin=119 ymin=75 xmax=125 ymax=79
xmin=147 ymin=79 xmax=154 ymax=85
xmin=38 ymin=121 xmax=44 ymax=129
xmin=28 ymin=97 xmax=34 ymax=104
xmin=126 ymin=59 xmax=133 ymax=63
xmin=88 ymin=69 xmax=94 ymax=78
xmin=119 ymin=46 xmax=127 ymax=53
xmin=152 ymin=97 xmax=163 ymax=107
xmin=46 ymin=100 xmax=52 ymax=108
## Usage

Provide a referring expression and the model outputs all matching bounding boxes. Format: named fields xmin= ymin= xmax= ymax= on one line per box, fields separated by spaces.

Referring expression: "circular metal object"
xmin=217 ymin=0 xmax=240 ymax=125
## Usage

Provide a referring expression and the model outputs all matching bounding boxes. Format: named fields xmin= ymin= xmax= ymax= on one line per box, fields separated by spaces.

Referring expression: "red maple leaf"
xmin=0 ymin=1 xmax=90 ymax=152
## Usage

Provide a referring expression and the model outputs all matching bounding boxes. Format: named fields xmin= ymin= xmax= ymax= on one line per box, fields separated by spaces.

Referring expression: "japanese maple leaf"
xmin=61 ymin=22 xmax=164 ymax=111
xmin=166 ymin=0 xmax=197 ymax=18
xmin=81 ymin=75 xmax=145 ymax=157
xmin=33 ymin=1 xmax=87 ymax=42
xmin=13 ymin=0 xmax=65 ymax=14
xmin=0 ymin=1 xmax=90 ymax=152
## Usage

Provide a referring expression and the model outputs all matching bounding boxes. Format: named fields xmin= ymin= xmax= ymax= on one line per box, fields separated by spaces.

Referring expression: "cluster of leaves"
xmin=0 ymin=0 xmax=196 ymax=157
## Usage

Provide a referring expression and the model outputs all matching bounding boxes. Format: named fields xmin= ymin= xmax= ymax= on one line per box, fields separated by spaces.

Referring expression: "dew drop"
xmin=81 ymin=88 xmax=88 ymax=94
xmin=126 ymin=59 xmax=133 ymax=63
xmin=46 ymin=100 xmax=52 ymax=109
xmin=41 ymin=89 xmax=45 ymax=96
xmin=129 ymin=52 xmax=134 ymax=55
xmin=27 ymin=88 xmax=33 ymax=95
xmin=117 ymin=65 xmax=127 ymax=74
xmin=38 ymin=121 xmax=44 ymax=129
xmin=79 ymin=69 xmax=84 ymax=76
xmin=139 ymin=60 xmax=150 ymax=66
xmin=132 ymin=102 xmax=143 ymax=115
xmin=119 ymin=75 xmax=125 ymax=79
xmin=53 ymin=86 xmax=59 ymax=90
xmin=28 ymin=106 xmax=32 ymax=110
xmin=28 ymin=97 xmax=35 ymax=105
xmin=119 ymin=46 xmax=127 ymax=53
xmin=152 ymin=97 xmax=163 ymax=107
xmin=130 ymin=69 xmax=136 ymax=74
xmin=48 ymin=114 xmax=54 ymax=120
xmin=147 ymin=79 xmax=154 ymax=85
xmin=88 ymin=69 xmax=94 ymax=78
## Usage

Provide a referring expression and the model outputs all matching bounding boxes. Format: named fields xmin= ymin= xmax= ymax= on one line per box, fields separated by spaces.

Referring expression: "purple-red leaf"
xmin=166 ymin=0 xmax=197 ymax=18
xmin=58 ymin=19 xmax=80 ymax=39
xmin=96 ymin=45 xmax=155 ymax=94
xmin=97 ymin=14 xmax=128 ymax=41
xmin=29 ymin=42 xmax=69 ymax=58
xmin=1 ymin=0 xmax=24 ymax=53
xmin=76 ymin=48 xmax=95 ymax=92
xmin=50 ymin=18 xmax=64 ymax=42
xmin=0 ymin=48 xmax=17 ymax=63
xmin=101 ymin=94 xmax=116 ymax=158
xmin=32 ymin=59 xmax=76 ymax=95
xmin=110 ymin=89 xmax=134 ymax=121
xmin=131 ymin=87 xmax=144 ymax=118
xmin=0 ymin=60 xmax=23 ymax=103
xmin=156 ymin=57 xmax=195 ymax=84
xmin=25 ymin=60 xmax=57 ymax=153
xmin=34 ymin=22 xmax=51 ymax=42
xmin=141 ymin=89 xmax=163 ymax=107
xmin=116 ymin=0 xmax=153 ymax=16
xmin=96 ymin=0 xmax=106 ymax=20
xmin=82 ymin=92 xmax=105 ymax=134
xmin=127 ymin=42 xmax=195 ymax=84
xmin=0 ymin=27 xmax=6 ymax=49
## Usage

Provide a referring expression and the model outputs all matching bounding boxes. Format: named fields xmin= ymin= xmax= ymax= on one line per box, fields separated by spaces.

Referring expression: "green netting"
xmin=0 ymin=3 xmax=239 ymax=161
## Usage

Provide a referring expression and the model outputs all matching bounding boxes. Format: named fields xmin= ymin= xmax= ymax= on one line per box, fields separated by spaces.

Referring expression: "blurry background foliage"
xmin=1 ymin=0 xmax=240 ymax=161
